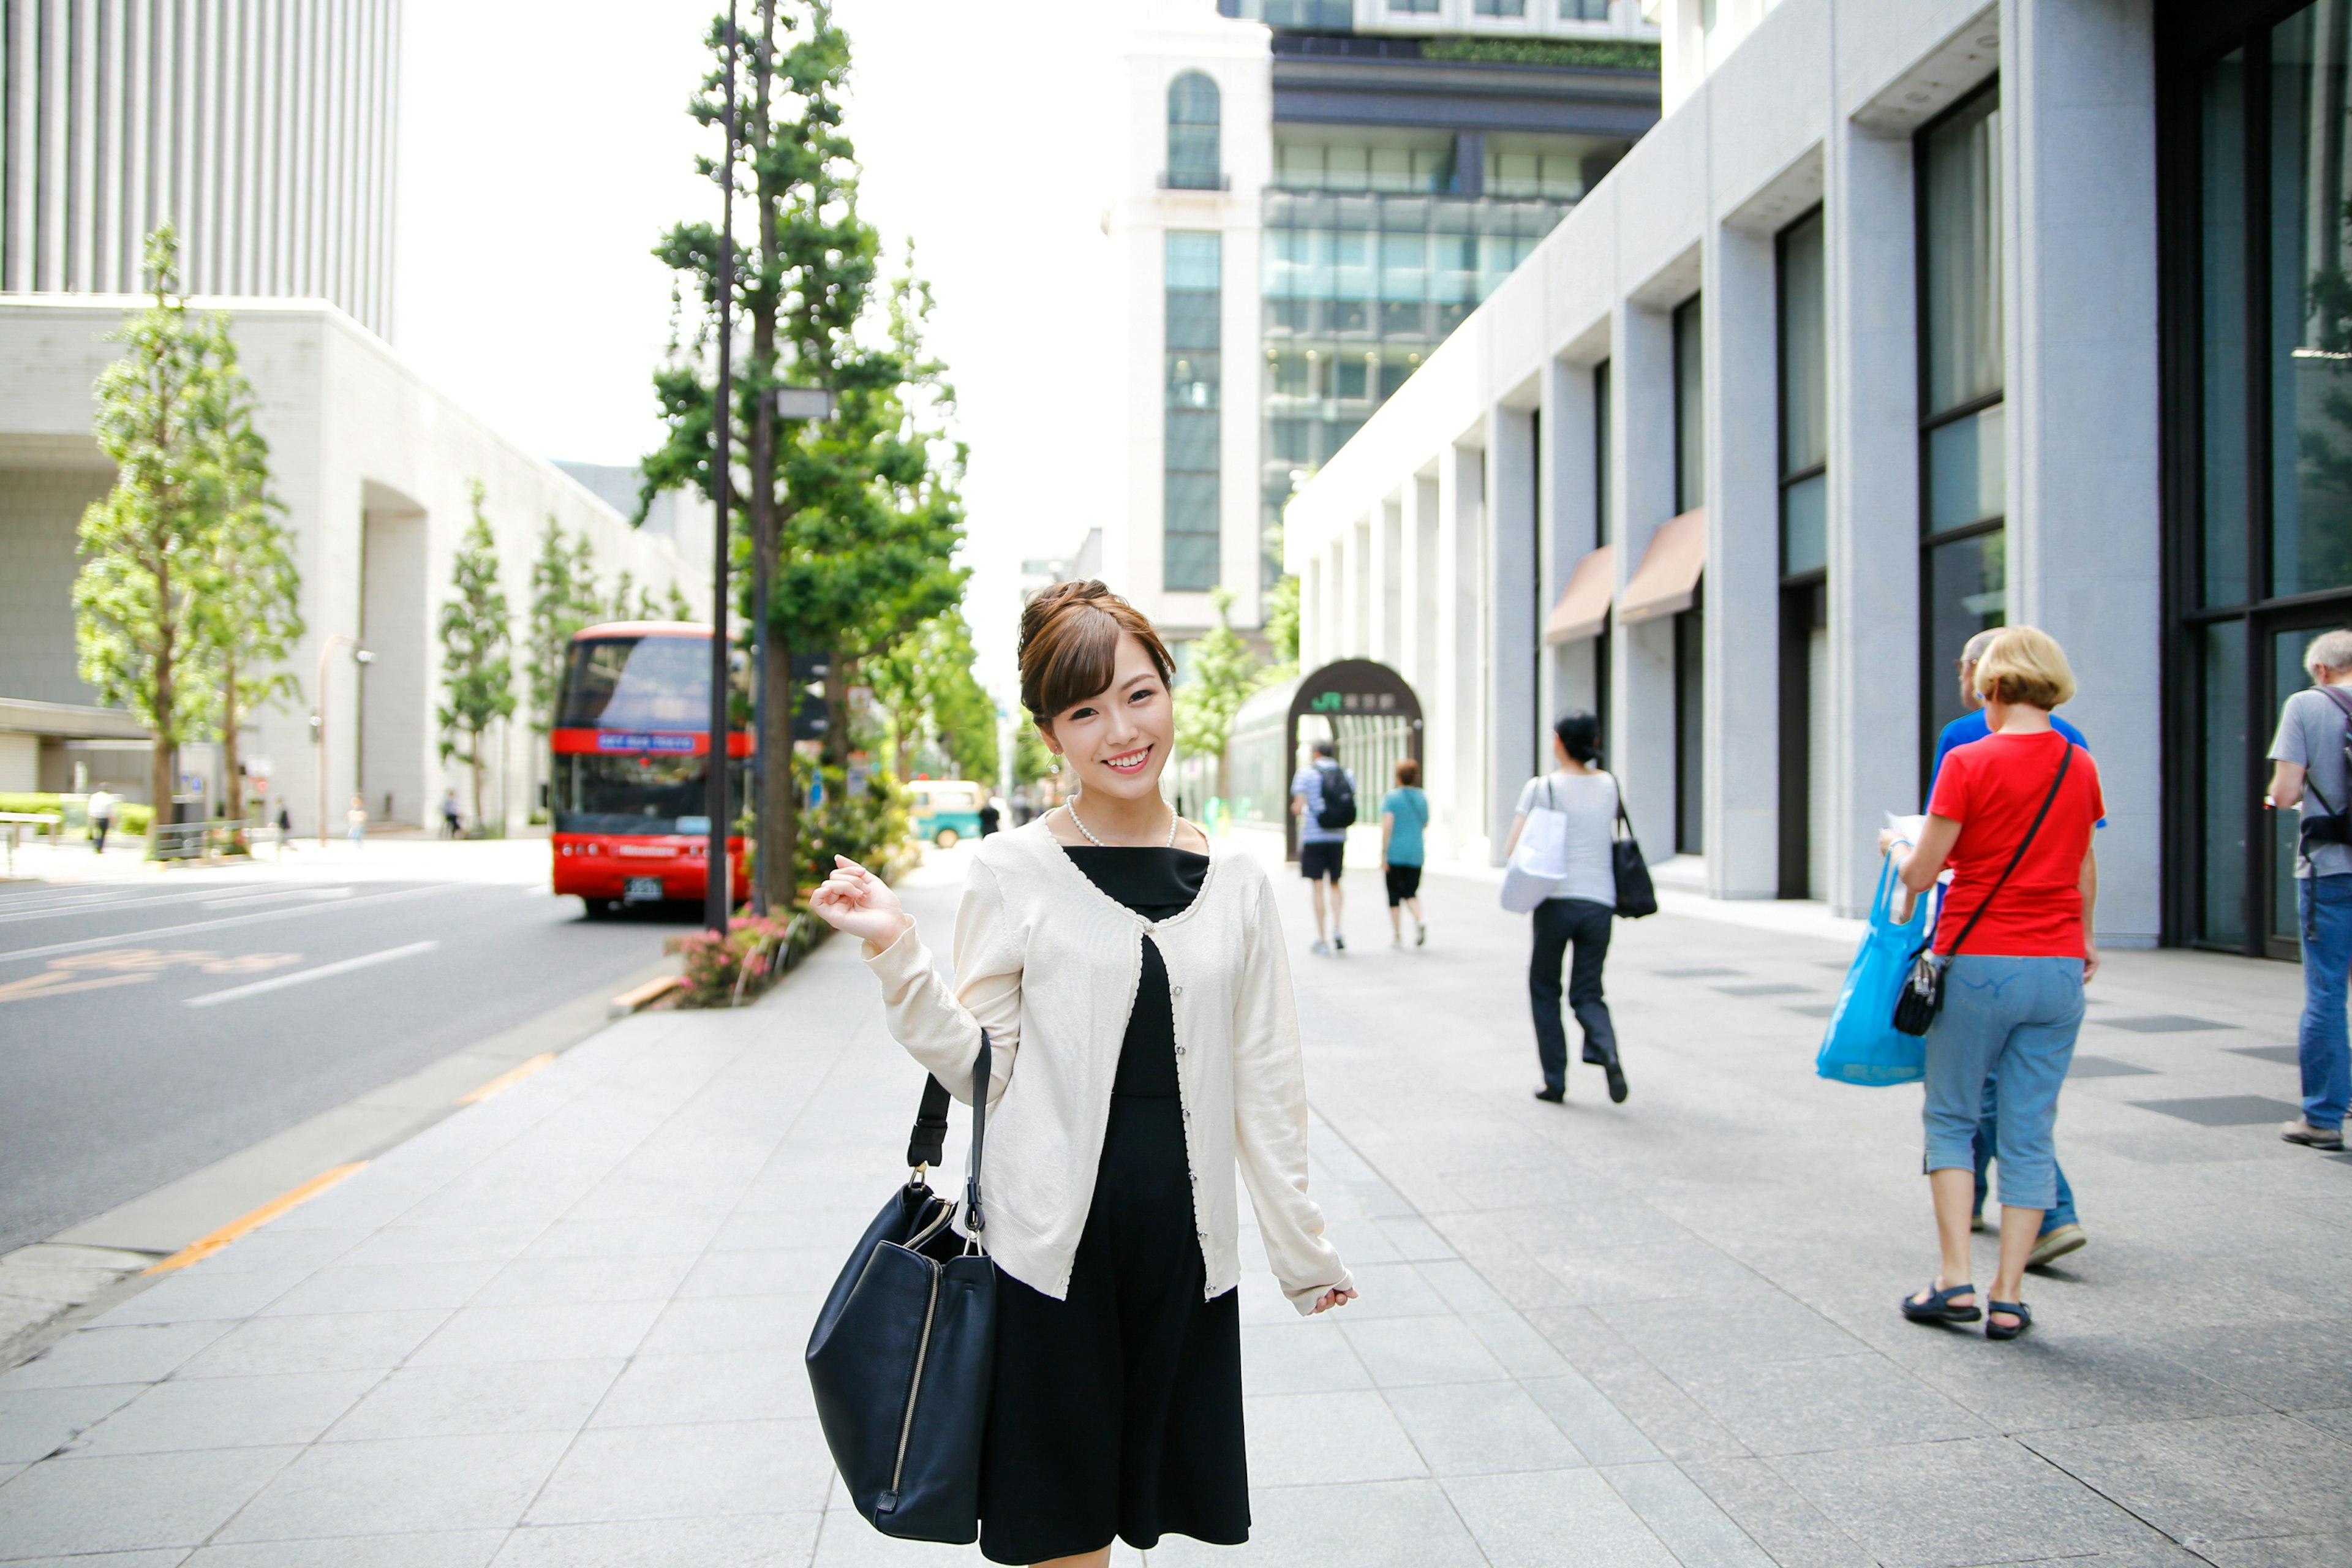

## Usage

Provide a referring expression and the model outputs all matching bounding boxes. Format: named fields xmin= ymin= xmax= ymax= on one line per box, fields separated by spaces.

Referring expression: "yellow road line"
xmin=143 ymin=1162 xmax=369 ymax=1275
xmin=456 ymin=1052 xmax=556 ymax=1105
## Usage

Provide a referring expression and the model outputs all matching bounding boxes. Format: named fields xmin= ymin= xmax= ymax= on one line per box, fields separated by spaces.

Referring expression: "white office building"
xmin=0 ymin=0 xmax=700 ymax=832
xmin=1098 ymin=0 xmax=1661 ymax=645
xmin=1287 ymin=0 xmax=2352 ymax=959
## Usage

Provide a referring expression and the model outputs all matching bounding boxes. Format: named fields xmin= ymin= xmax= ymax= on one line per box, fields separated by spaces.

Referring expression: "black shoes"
xmin=1605 ymin=1061 xmax=1629 ymax=1104
xmin=1534 ymin=1085 xmax=1565 ymax=1104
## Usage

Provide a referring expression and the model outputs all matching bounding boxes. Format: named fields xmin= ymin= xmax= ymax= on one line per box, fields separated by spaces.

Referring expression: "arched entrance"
xmin=1281 ymin=659 xmax=1423 ymax=862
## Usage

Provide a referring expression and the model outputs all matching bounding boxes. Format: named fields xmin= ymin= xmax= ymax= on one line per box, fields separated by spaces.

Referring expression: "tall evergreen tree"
xmin=437 ymin=481 xmax=516 ymax=829
xmin=192 ymin=318 xmax=303 ymax=834
xmin=75 ymin=228 xmax=224 ymax=846
xmin=643 ymin=2 xmax=965 ymax=908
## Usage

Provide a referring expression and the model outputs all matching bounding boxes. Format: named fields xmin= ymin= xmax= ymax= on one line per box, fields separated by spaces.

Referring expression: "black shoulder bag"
xmin=1605 ymin=775 xmax=1657 ymax=918
xmin=1892 ymin=745 xmax=2073 ymax=1037
xmin=805 ymin=1034 xmax=997 ymax=1544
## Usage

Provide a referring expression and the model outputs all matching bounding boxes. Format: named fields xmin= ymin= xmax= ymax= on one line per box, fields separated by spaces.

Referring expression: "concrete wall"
xmin=0 ymin=295 xmax=696 ymax=835
xmin=1283 ymin=0 xmax=2163 ymax=945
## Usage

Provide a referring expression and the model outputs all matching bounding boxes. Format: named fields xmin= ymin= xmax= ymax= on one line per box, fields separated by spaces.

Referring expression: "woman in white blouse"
xmin=810 ymin=580 xmax=1354 ymax=1568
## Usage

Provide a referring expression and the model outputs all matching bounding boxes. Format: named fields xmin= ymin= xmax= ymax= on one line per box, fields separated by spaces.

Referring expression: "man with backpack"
xmin=2266 ymin=628 xmax=2352 ymax=1152
xmin=1291 ymin=737 xmax=1356 ymax=956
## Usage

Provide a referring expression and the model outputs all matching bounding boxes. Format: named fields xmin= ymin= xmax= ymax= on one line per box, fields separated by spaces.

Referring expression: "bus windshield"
xmin=552 ymin=751 xmax=744 ymax=836
xmin=560 ymin=636 xmax=708 ymax=730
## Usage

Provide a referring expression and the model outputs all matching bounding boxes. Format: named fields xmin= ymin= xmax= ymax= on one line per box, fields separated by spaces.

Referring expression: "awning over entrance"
xmin=1618 ymin=507 xmax=1706 ymax=625
xmin=1543 ymin=545 xmax=1615 ymax=644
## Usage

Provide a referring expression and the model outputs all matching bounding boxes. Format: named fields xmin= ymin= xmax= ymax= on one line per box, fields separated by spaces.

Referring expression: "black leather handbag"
xmin=1892 ymin=746 xmax=2073 ymax=1037
xmin=805 ymin=1035 xmax=997 ymax=1543
xmin=1610 ymin=786 xmax=1657 ymax=919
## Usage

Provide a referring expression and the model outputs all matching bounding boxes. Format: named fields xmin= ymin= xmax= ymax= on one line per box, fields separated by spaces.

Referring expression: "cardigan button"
xmin=1172 ymin=985 xmax=1183 ymax=995
xmin=1174 ymin=1046 xmax=1186 ymax=1056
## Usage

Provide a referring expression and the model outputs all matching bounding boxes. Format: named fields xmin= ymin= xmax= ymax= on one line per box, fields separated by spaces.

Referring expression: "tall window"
xmin=1778 ymin=208 xmax=1829 ymax=897
xmin=2174 ymin=2 xmax=2352 ymax=954
xmin=1593 ymin=358 xmax=1614 ymax=748
xmin=1476 ymin=0 xmax=1530 ymax=15
xmin=1166 ymin=233 xmax=1223 ymax=592
xmin=1673 ymin=295 xmax=1705 ymax=855
xmin=1390 ymin=0 xmax=1440 ymax=12
xmin=1168 ymin=74 xmax=1221 ymax=190
xmin=1561 ymin=1 xmax=1612 ymax=18
xmin=1918 ymin=83 xmax=2005 ymax=778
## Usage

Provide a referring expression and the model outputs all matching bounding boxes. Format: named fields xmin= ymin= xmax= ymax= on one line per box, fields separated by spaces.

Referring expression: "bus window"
xmin=560 ymin=637 xmax=708 ymax=729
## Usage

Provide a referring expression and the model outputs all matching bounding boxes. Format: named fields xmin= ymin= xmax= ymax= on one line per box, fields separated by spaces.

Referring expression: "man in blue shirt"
xmin=1291 ymin=739 xmax=1354 ymax=956
xmin=1932 ymin=628 xmax=2090 ymax=1271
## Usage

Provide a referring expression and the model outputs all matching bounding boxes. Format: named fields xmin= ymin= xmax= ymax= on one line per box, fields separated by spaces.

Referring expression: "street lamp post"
xmin=312 ymin=635 xmax=372 ymax=849
xmin=704 ymin=0 xmax=740 ymax=935
xmin=747 ymin=384 xmax=835 ymax=918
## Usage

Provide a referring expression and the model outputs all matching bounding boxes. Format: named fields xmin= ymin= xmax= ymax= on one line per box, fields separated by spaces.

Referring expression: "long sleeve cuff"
xmin=1283 ymin=1267 xmax=1357 ymax=1315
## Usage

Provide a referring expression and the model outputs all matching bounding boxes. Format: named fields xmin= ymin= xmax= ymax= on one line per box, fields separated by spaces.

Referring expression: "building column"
xmin=1302 ymin=552 xmax=1325 ymax=669
xmin=1434 ymin=441 xmax=1486 ymax=859
xmin=1613 ymin=303 xmax=1678 ymax=860
xmin=1825 ymin=121 xmax=1921 ymax=918
xmin=1346 ymin=514 xmax=1371 ymax=658
xmin=1708 ymin=221 xmax=1781 ymax=899
xmin=1542 ymin=354 xmax=1600 ymax=726
xmin=1405 ymin=470 xmax=1440 ymax=707
xmin=1373 ymin=492 xmax=1402 ymax=668
xmin=2005 ymin=0 xmax=2160 ymax=945
xmin=1486 ymin=402 xmax=1539 ymax=858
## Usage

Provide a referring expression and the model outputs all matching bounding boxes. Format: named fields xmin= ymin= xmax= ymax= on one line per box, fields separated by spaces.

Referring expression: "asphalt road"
xmin=0 ymin=863 xmax=690 ymax=1254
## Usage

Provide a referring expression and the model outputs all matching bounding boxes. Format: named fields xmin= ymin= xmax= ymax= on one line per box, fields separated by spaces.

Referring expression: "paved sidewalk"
xmin=1 ymin=842 xmax=2348 ymax=1565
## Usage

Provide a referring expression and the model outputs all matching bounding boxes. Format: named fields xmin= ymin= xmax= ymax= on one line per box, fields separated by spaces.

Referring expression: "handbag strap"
xmin=1940 ymin=742 xmax=2074 ymax=961
xmin=2304 ymin=686 xmax=2352 ymax=818
xmin=905 ymin=1030 xmax=992 ymax=1239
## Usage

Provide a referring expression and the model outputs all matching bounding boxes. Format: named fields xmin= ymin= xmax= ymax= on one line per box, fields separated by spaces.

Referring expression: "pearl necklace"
xmin=1065 ymin=794 xmax=1177 ymax=848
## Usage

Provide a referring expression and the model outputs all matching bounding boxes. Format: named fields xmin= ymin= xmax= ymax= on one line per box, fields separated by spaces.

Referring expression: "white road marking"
xmin=200 ymin=886 xmax=354 ymax=910
xmin=0 ymin=883 xmax=462 ymax=966
xmin=185 ymin=940 xmax=440 ymax=1008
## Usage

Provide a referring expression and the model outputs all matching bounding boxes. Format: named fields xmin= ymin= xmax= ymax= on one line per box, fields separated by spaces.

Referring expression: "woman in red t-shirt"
xmin=1882 ymin=627 xmax=2103 ymax=1341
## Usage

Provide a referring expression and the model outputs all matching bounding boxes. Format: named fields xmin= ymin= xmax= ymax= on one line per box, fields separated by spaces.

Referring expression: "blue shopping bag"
xmin=1816 ymin=858 xmax=1931 ymax=1087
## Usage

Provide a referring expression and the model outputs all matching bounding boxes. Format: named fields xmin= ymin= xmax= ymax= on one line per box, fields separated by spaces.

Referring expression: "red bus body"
xmin=549 ymin=622 xmax=752 ymax=911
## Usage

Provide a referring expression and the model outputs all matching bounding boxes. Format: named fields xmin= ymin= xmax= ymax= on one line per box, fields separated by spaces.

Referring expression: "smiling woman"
xmin=807 ymin=579 xmax=1355 ymax=1567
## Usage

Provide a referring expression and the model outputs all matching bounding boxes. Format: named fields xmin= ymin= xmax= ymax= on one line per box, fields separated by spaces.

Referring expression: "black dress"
xmin=978 ymin=846 xmax=1250 ymax=1565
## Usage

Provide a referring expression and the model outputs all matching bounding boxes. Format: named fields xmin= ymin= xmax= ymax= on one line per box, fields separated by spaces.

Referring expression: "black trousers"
xmin=1530 ymin=896 xmax=1618 ymax=1090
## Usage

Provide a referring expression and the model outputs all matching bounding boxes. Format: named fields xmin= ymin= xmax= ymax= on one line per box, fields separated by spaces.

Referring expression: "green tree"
xmin=644 ymin=2 xmax=965 ymax=907
xmin=75 ymin=228 xmax=226 ymax=847
xmin=437 ymin=481 xmax=516 ymax=829
xmin=664 ymin=580 xmax=693 ymax=621
xmin=1261 ymin=573 xmax=1301 ymax=678
xmin=1012 ymin=722 xmax=1056 ymax=790
xmin=527 ymin=517 xmax=592 ymax=737
xmin=191 ymin=318 xmax=303 ymax=834
xmin=871 ymin=610 xmax=997 ymax=783
xmin=1174 ymin=586 xmax=1260 ymax=804
xmin=609 ymin=567 xmax=638 ymax=623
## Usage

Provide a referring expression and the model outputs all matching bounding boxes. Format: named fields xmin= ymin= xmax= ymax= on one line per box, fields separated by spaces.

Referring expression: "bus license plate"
xmin=624 ymin=876 xmax=665 ymax=903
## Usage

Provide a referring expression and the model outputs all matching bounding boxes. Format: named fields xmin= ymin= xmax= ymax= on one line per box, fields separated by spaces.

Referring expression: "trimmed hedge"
xmin=1422 ymin=37 xmax=1662 ymax=71
xmin=0 ymin=793 xmax=153 ymax=836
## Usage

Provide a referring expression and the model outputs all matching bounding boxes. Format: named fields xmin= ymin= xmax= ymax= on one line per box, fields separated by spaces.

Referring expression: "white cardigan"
xmin=862 ymin=820 xmax=1353 ymax=1314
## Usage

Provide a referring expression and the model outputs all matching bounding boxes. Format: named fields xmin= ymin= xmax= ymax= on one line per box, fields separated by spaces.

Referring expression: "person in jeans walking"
xmin=1886 ymin=627 xmax=2102 ymax=1341
xmin=1504 ymin=712 xmax=1624 ymax=1106
xmin=1379 ymin=758 xmax=1429 ymax=948
xmin=1931 ymin=628 xmax=2094 ymax=1269
xmin=2264 ymin=627 xmax=2352 ymax=1152
xmin=1291 ymin=738 xmax=1354 ymax=954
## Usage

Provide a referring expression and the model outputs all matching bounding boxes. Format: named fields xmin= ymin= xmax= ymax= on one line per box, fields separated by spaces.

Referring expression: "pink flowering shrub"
xmin=665 ymin=909 xmax=823 ymax=1008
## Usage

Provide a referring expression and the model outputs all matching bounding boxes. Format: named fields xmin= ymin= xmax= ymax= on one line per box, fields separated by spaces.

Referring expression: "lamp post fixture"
xmin=747 ymin=383 xmax=835 ymax=918
xmin=312 ymin=635 xmax=372 ymax=849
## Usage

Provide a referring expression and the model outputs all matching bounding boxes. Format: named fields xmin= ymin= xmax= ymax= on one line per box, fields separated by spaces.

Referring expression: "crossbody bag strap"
xmin=1607 ymin=772 xmax=1632 ymax=839
xmin=1942 ymin=743 xmax=2074 ymax=962
xmin=2308 ymin=687 xmax=2352 ymax=818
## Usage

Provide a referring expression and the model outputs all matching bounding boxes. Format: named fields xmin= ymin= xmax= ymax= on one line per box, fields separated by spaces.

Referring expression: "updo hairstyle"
xmin=1017 ymin=579 xmax=1176 ymax=725
xmin=1553 ymin=710 xmax=1602 ymax=765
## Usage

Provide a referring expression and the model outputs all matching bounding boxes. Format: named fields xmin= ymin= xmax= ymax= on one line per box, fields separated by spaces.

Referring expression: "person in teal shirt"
xmin=1380 ymin=759 xmax=1430 ymax=947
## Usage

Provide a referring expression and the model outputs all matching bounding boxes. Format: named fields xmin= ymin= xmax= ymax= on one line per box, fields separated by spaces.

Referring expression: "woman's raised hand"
xmin=809 ymin=855 xmax=908 ymax=949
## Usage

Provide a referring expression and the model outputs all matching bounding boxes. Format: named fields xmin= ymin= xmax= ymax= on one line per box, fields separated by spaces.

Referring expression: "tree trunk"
xmin=763 ymin=627 xmax=795 ymax=909
xmin=470 ymin=736 xmax=486 ymax=831
xmin=823 ymin=656 xmax=851 ymax=772
xmin=221 ymin=652 xmax=244 ymax=843
xmin=149 ymin=611 xmax=173 ymax=855
xmin=750 ymin=0 xmax=791 ymax=912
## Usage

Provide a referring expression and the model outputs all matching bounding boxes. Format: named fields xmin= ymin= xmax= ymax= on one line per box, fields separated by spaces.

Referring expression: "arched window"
xmin=1167 ymin=72 xmax=1221 ymax=189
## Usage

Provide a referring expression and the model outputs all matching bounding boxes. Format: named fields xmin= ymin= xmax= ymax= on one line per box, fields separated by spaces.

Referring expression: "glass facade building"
xmin=1166 ymin=232 xmax=1224 ymax=592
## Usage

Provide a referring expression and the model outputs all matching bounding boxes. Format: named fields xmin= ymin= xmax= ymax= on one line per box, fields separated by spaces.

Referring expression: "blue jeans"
xmin=1972 ymin=1076 xmax=2077 ymax=1233
xmin=2296 ymin=873 xmax=2352 ymax=1131
xmin=1923 ymin=956 xmax=2083 ymax=1212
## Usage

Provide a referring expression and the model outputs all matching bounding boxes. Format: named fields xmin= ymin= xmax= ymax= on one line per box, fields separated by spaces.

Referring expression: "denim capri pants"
xmin=1922 ymin=955 xmax=2084 ymax=1212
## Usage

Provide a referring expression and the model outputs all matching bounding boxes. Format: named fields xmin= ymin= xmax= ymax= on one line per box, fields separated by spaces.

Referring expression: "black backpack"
xmin=1314 ymin=764 xmax=1357 ymax=830
xmin=2298 ymin=687 xmax=2352 ymax=851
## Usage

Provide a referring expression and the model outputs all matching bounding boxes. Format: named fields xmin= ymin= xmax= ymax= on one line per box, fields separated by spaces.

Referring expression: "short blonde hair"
xmin=1972 ymin=625 xmax=2077 ymax=710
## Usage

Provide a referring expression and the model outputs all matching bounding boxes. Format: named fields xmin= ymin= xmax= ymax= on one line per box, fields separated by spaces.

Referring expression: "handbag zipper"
xmin=883 ymin=1257 xmax=941 ymax=1510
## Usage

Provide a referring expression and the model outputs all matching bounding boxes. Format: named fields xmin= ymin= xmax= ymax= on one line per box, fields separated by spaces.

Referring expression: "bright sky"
xmin=394 ymin=0 xmax=1129 ymax=704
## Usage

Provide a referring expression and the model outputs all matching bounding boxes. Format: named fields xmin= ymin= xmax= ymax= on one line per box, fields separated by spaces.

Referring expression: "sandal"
xmin=1985 ymin=1299 xmax=2033 ymax=1340
xmin=1901 ymin=1281 xmax=1981 ymax=1325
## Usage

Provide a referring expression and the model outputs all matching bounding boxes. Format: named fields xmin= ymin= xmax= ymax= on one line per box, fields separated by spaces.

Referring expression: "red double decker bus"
xmin=550 ymin=621 xmax=751 ymax=914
